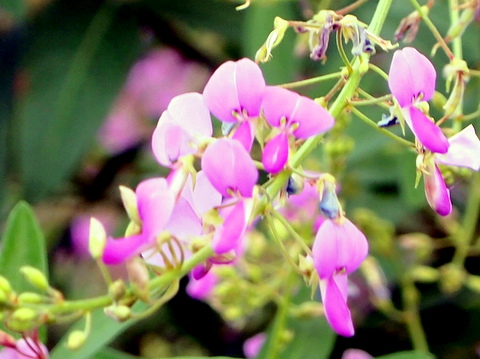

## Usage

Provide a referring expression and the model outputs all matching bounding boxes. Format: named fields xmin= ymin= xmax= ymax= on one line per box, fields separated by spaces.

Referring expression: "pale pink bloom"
xmin=341 ymin=349 xmax=374 ymax=359
xmin=388 ymin=47 xmax=449 ymax=154
xmin=152 ymin=92 xmax=212 ymax=167
xmin=243 ymin=333 xmax=266 ymax=359
xmin=423 ymin=124 xmax=480 ymax=216
xmin=0 ymin=338 xmax=49 ymax=359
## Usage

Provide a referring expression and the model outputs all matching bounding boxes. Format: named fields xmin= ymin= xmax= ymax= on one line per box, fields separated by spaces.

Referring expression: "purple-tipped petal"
xmin=436 ymin=124 xmax=480 ymax=170
xmin=212 ymin=201 xmax=247 ymax=254
xmin=388 ymin=47 xmax=436 ymax=107
xmin=203 ymin=58 xmax=265 ymax=122
xmin=424 ymin=163 xmax=452 ymax=216
xmin=262 ymin=132 xmax=289 ymax=174
xmin=320 ymin=275 xmax=355 ymax=337
xmin=262 ymin=86 xmax=334 ymax=138
xmin=102 ymin=234 xmax=147 ymax=265
xmin=312 ymin=218 xmax=369 ymax=279
xmin=408 ymin=106 xmax=449 ymax=154
xmin=201 ymin=138 xmax=258 ymax=197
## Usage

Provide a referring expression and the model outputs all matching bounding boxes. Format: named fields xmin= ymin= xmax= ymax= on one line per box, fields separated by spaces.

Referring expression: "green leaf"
xmin=0 ymin=0 xmax=27 ymax=20
xmin=0 ymin=201 xmax=48 ymax=290
xmin=376 ymin=351 xmax=435 ymax=359
xmin=16 ymin=1 xmax=141 ymax=202
xmin=92 ymin=347 xmax=139 ymax=359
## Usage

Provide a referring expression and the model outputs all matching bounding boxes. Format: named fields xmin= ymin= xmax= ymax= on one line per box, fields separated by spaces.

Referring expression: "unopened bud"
xmin=394 ymin=7 xmax=427 ymax=43
xmin=67 ymin=330 xmax=86 ymax=350
xmin=445 ymin=7 xmax=475 ymax=42
xmin=317 ymin=175 xmax=341 ymax=219
xmin=18 ymin=292 xmax=44 ymax=305
xmin=88 ymin=217 xmax=107 ymax=260
xmin=8 ymin=308 xmax=38 ymax=331
xmin=410 ymin=266 xmax=440 ymax=283
xmin=119 ymin=185 xmax=140 ymax=225
xmin=440 ymin=263 xmax=465 ymax=294
xmin=20 ymin=266 xmax=49 ymax=291
xmin=0 ymin=276 xmax=12 ymax=295
xmin=108 ymin=280 xmax=126 ymax=302
xmin=256 ymin=17 xmax=290 ymax=63
xmin=126 ymin=257 xmax=150 ymax=302
xmin=104 ymin=305 xmax=131 ymax=322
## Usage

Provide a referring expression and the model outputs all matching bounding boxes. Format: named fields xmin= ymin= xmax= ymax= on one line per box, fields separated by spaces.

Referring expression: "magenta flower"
xmin=102 ymin=178 xmax=175 ymax=265
xmin=423 ymin=124 xmax=480 ymax=216
xmin=201 ymin=138 xmax=258 ymax=198
xmin=152 ymin=92 xmax=212 ymax=167
xmin=388 ymin=47 xmax=449 ymax=154
xmin=312 ymin=218 xmax=368 ymax=279
xmin=186 ymin=270 xmax=218 ymax=300
xmin=203 ymin=58 xmax=266 ymax=151
xmin=243 ymin=333 xmax=266 ymax=359
xmin=0 ymin=337 xmax=49 ymax=359
xmin=261 ymin=86 xmax=334 ymax=173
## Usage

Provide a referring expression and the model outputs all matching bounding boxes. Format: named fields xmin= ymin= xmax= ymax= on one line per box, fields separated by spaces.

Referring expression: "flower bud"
xmin=394 ymin=7 xmax=427 ymax=43
xmin=445 ymin=6 xmax=475 ymax=42
xmin=108 ymin=280 xmax=126 ymax=302
xmin=18 ymin=292 xmax=44 ymax=305
xmin=67 ymin=330 xmax=86 ymax=350
xmin=440 ymin=263 xmax=465 ymax=294
xmin=410 ymin=265 xmax=440 ymax=283
xmin=0 ymin=276 xmax=12 ymax=295
xmin=104 ymin=305 xmax=131 ymax=322
xmin=255 ymin=17 xmax=290 ymax=63
xmin=7 ymin=308 xmax=38 ymax=331
xmin=119 ymin=185 xmax=140 ymax=225
xmin=20 ymin=266 xmax=49 ymax=291
xmin=89 ymin=217 xmax=107 ymax=260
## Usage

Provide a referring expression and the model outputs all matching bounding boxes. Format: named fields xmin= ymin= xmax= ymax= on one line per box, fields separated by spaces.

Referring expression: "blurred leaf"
xmin=0 ymin=201 xmax=48 ymax=290
xmin=50 ymin=302 xmax=148 ymax=359
xmin=376 ymin=351 xmax=435 ymax=359
xmin=242 ymin=1 xmax=300 ymax=84
xmin=93 ymin=347 xmax=139 ymax=359
xmin=0 ymin=201 xmax=47 ymax=338
xmin=16 ymin=0 xmax=141 ymax=202
xmin=0 ymin=0 xmax=27 ymax=20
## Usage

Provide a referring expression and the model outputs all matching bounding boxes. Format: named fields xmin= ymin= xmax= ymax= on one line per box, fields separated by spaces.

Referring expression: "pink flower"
xmin=203 ymin=58 xmax=266 ymax=151
xmin=0 ymin=338 xmax=49 ymax=359
xmin=423 ymin=124 xmax=480 ymax=216
xmin=341 ymin=349 xmax=373 ymax=359
xmin=102 ymin=178 xmax=175 ymax=265
xmin=243 ymin=333 xmax=266 ymax=359
xmin=152 ymin=92 xmax=212 ymax=167
xmin=261 ymin=86 xmax=334 ymax=173
xmin=388 ymin=47 xmax=449 ymax=154
xmin=186 ymin=270 xmax=218 ymax=300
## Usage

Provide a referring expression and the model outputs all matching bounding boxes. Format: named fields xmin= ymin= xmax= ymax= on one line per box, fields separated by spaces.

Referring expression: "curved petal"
xmin=232 ymin=121 xmax=255 ymax=152
xmin=313 ymin=218 xmax=369 ymax=279
xmin=152 ymin=121 xmax=191 ymax=167
xmin=102 ymin=234 xmax=147 ymax=265
xmin=166 ymin=92 xmax=212 ymax=138
xmin=290 ymin=95 xmax=334 ymax=138
xmin=388 ymin=47 xmax=436 ymax=107
xmin=165 ymin=197 xmax=202 ymax=240
xmin=262 ymin=132 xmax=289 ymax=174
xmin=186 ymin=270 xmax=218 ymax=300
xmin=424 ymin=163 xmax=452 ymax=216
xmin=409 ymin=106 xmax=449 ymax=154
xmin=436 ymin=124 xmax=480 ymax=170
xmin=192 ymin=171 xmax=223 ymax=216
xmin=203 ymin=58 xmax=265 ymax=122
xmin=262 ymin=86 xmax=300 ymax=128
xmin=212 ymin=201 xmax=247 ymax=254
xmin=320 ymin=275 xmax=355 ymax=337
xmin=201 ymin=138 xmax=258 ymax=197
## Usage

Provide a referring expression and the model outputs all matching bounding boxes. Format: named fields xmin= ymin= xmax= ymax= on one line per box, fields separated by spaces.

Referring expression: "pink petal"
xmin=102 ymin=234 xmax=147 ymax=265
xmin=201 ymin=138 xmax=258 ymax=197
xmin=152 ymin=120 xmax=191 ymax=166
xmin=203 ymin=58 xmax=265 ymax=122
xmin=408 ymin=106 xmax=449 ymax=154
xmin=262 ymin=86 xmax=300 ymax=128
xmin=320 ymin=275 xmax=355 ymax=337
xmin=262 ymin=132 xmax=289 ymax=174
xmin=424 ymin=163 xmax=452 ymax=216
xmin=341 ymin=349 xmax=374 ymax=359
xmin=436 ymin=124 xmax=480 ymax=170
xmin=165 ymin=197 xmax=202 ymax=240
xmin=212 ymin=201 xmax=247 ymax=254
xmin=232 ymin=121 xmax=255 ymax=152
xmin=186 ymin=270 xmax=218 ymax=300
xmin=243 ymin=333 xmax=266 ymax=359
xmin=191 ymin=171 xmax=223 ymax=216
xmin=312 ymin=219 xmax=369 ymax=279
xmin=388 ymin=47 xmax=436 ymax=107
xmin=136 ymin=178 xmax=176 ymax=239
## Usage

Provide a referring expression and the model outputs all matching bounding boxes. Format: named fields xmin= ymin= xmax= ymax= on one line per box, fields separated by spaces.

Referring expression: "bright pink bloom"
xmin=0 ymin=338 xmax=49 ymax=359
xmin=186 ymin=270 xmax=218 ymax=300
xmin=320 ymin=274 xmax=355 ymax=337
xmin=423 ymin=124 xmax=480 ymax=216
xmin=261 ymin=86 xmax=334 ymax=173
xmin=243 ymin=333 xmax=266 ymax=359
xmin=152 ymin=92 xmax=212 ymax=167
xmin=312 ymin=218 xmax=368 ymax=279
xmin=102 ymin=178 xmax=175 ymax=265
xmin=388 ymin=47 xmax=449 ymax=154
xmin=201 ymin=138 xmax=258 ymax=198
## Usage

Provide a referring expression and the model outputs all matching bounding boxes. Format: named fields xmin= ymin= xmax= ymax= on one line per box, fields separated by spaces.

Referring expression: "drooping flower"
xmin=203 ymin=58 xmax=266 ymax=151
xmin=261 ymin=86 xmax=334 ymax=173
xmin=102 ymin=178 xmax=175 ymax=265
xmin=422 ymin=124 xmax=480 ymax=216
xmin=152 ymin=92 xmax=212 ymax=167
xmin=388 ymin=47 xmax=450 ymax=154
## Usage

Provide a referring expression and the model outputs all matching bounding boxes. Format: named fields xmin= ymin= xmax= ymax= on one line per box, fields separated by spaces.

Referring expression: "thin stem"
xmin=336 ymin=0 xmax=370 ymax=15
xmin=350 ymin=107 xmax=415 ymax=148
xmin=448 ymin=0 xmax=463 ymax=58
xmin=269 ymin=210 xmax=313 ymax=257
xmin=278 ymin=72 xmax=342 ymax=90
xmin=336 ymin=30 xmax=353 ymax=73
xmin=409 ymin=0 xmax=455 ymax=59
xmin=368 ymin=63 xmax=389 ymax=81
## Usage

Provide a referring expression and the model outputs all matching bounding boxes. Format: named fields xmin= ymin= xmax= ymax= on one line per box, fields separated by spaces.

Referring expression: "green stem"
xmin=448 ymin=0 xmax=462 ymax=59
xmin=350 ymin=107 xmax=415 ymax=148
xmin=278 ymin=72 xmax=342 ymax=89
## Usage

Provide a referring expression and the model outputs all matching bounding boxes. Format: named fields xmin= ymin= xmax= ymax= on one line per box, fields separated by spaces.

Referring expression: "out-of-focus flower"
xmin=261 ymin=86 xmax=334 ymax=173
xmin=341 ymin=348 xmax=373 ymax=359
xmin=151 ymin=92 xmax=212 ymax=167
xmin=243 ymin=333 xmax=266 ymax=359
xmin=388 ymin=47 xmax=449 ymax=154
xmin=0 ymin=337 xmax=49 ymax=359
xmin=203 ymin=58 xmax=266 ymax=151
xmin=186 ymin=270 xmax=218 ymax=300
xmin=98 ymin=48 xmax=210 ymax=154
xmin=421 ymin=124 xmax=480 ymax=216
xmin=102 ymin=178 xmax=175 ymax=265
